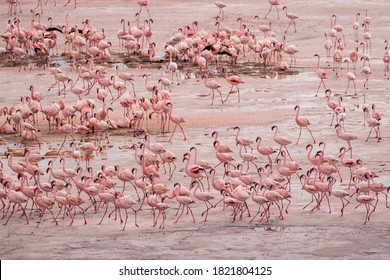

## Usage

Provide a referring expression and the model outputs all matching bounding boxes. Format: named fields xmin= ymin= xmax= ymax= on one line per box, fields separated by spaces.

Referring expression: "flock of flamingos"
xmin=0 ymin=0 xmax=388 ymax=231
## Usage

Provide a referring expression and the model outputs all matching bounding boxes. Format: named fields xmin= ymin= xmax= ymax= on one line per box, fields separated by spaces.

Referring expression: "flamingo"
xmin=282 ymin=6 xmax=298 ymax=33
xmin=228 ymin=126 xmax=254 ymax=152
xmin=165 ymin=102 xmax=186 ymax=142
xmin=137 ymin=0 xmax=151 ymax=18
xmin=182 ymin=152 xmax=207 ymax=189
xmin=213 ymin=140 xmax=235 ymax=173
xmin=282 ymin=36 xmax=298 ymax=67
xmin=113 ymin=192 xmax=138 ymax=230
xmin=344 ymin=59 xmax=357 ymax=95
xmin=160 ymin=150 xmax=177 ymax=180
xmin=264 ymin=0 xmax=280 ymax=19
xmin=361 ymin=57 xmax=371 ymax=90
xmin=314 ymin=54 xmax=328 ymax=96
xmin=363 ymin=107 xmax=381 ymax=142
xmin=192 ymin=181 xmax=214 ymax=222
xmin=222 ymin=67 xmax=244 ymax=103
xmin=271 ymin=125 xmax=293 ymax=161
xmin=335 ymin=124 xmax=357 ymax=157
xmin=202 ymin=74 xmax=223 ymax=105
xmin=171 ymin=183 xmax=195 ymax=224
xmin=353 ymin=13 xmax=360 ymax=43
xmin=255 ymin=136 xmax=276 ymax=169
xmin=211 ymin=131 xmax=233 ymax=153
xmin=249 ymin=185 xmax=270 ymax=223
xmin=294 ymin=105 xmax=316 ymax=144
xmin=324 ymin=33 xmax=333 ymax=64
xmin=214 ymin=0 xmax=226 ymax=20
xmin=3 ymin=189 xmax=29 ymax=225
xmin=354 ymin=188 xmax=375 ymax=225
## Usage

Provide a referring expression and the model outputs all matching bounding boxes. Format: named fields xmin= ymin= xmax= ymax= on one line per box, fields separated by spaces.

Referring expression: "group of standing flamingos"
xmin=1 ymin=1 xmax=387 ymax=229
xmin=1 ymin=107 xmax=386 ymax=230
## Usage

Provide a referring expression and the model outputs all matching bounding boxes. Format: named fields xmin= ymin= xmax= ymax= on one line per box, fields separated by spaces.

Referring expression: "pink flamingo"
xmin=193 ymin=181 xmax=214 ymax=222
xmin=34 ymin=188 xmax=57 ymax=227
xmin=314 ymin=54 xmax=328 ymax=96
xmin=363 ymin=107 xmax=381 ymax=142
xmin=282 ymin=36 xmax=298 ymax=68
xmin=353 ymin=13 xmax=360 ymax=42
xmin=249 ymin=185 xmax=270 ymax=223
xmin=238 ymin=144 xmax=258 ymax=173
xmin=213 ymin=140 xmax=235 ymax=173
xmin=294 ymin=105 xmax=316 ymax=144
xmin=113 ymin=192 xmax=138 ymax=230
xmin=261 ymin=187 xmax=283 ymax=222
xmin=65 ymin=184 xmax=87 ymax=226
xmin=264 ymin=0 xmax=280 ymax=19
xmin=309 ymin=168 xmax=332 ymax=213
xmin=361 ymin=56 xmax=371 ymax=90
xmin=354 ymin=188 xmax=375 ymax=225
xmin=137 ymin=0 xmax=151 ymax=19
xmin=3 ymin=189 xmax=29 ymax=225
xmin=324 ymin=33 xmax=333 ymax=64
xmin=171 ymin=183 xmax=195 ymax=223
xmin=271 ymin=125 xmax=293 ymax=161
xmin=344 ymin=59 xmax=357 ymax=94
xmin=325 ymin=89 xmax=340 ymax=126
xmin=299 ymin=174 xmax=320 ymax=210
xmin=211 ymin=131 xmax=233 ymax=153
xmin=153 ymin=195 xmax=170 ymax=229
xmin=166 ymin=102 xmax=186 ymax=142
xmin=190 ymin=146 xmax=212 ymax=171
xmin=366 ymin=176 xmax=390 ymax=210
xmin=115 ymin=166 xmax=137 ymax=195
xmin=255 ymin=136 xmax=276 ymax=170
xmin=335 ymin=124 xmax=357 ymax=157
xmin=328 ymin=180 xmax=350 ymax=216
xmin=160 ymin=150 xmax=177 ymax=180
xmin=282 ymin=6 xmax=298 ymax=33
xmin=222 ymin=67 xmax=244 ymax=103
xmin=57 ymin=123 xmax=75 ymax=154
xmin=183 ymin=152 xmax=207 ymax=189
xmin=214 ymin=0 xmax=226 ymax=20
xmin=339 ymin=147 xmax=357 ymax=189
xmin=140 ymin=154 xmax=160 ymax=180
xmin=202 ymin=74 xmax=223 ymax=105
xmin=229 ymin=126 xmax=254 ymax=152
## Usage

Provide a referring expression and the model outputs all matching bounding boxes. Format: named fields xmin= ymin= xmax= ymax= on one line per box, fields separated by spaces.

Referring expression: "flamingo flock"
xmin=0 ymin=1 xmax=389 ymax=231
